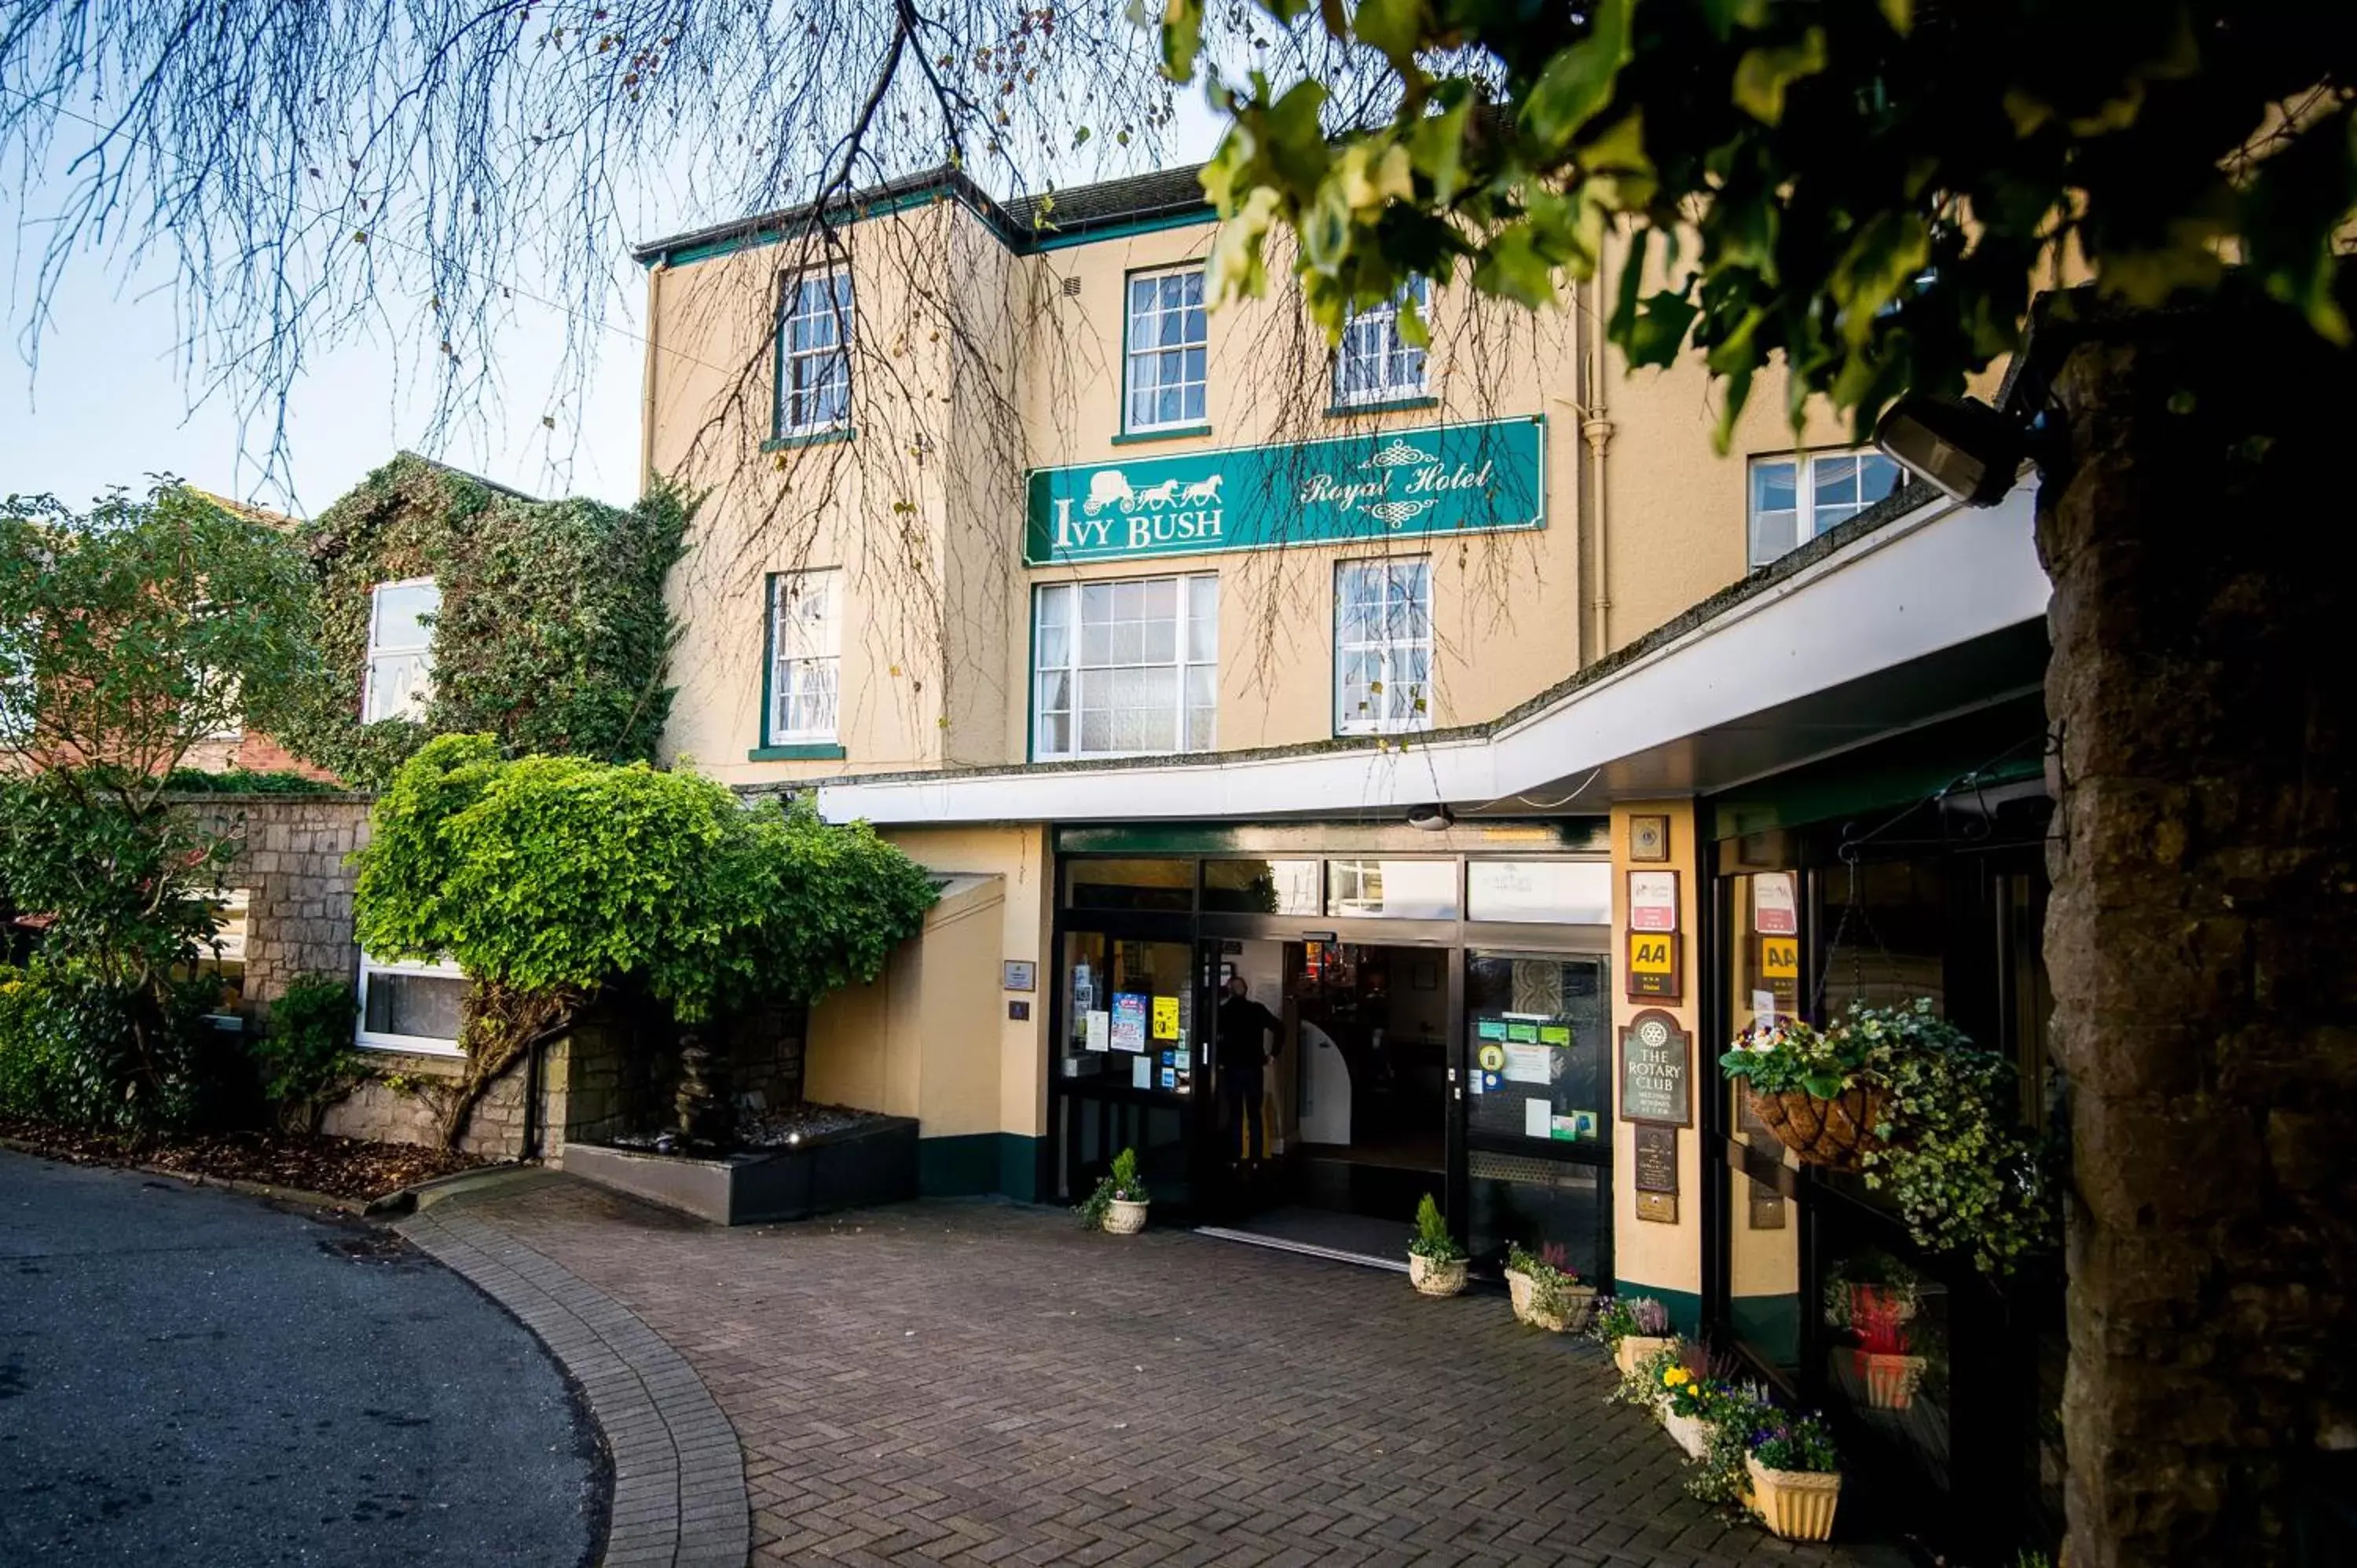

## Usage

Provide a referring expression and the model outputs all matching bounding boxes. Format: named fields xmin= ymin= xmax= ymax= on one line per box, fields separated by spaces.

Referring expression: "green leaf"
xmin=1352 ymin=0 xmax=1426 ymax=65
xmin=1160 ymin=0 xmax=1203 ymax=82
xmin=1829 ymin=210 xmax=1931 ymax=344
xmin=1407 ymin=87 xmax=1473 ymax=203
xmin=1698 ymin=0 xmax=1767 ymax=38
xmin=1472 ymin=222 xmax=1560 ymax=307
xmin=1878 ymin=0 xmax=1912 ymax=35
xmin=1624 ymin=288 xmax=1699 ymax=367
xmin=1732 ymin=26 xmax=1826 ymax=126
xmin=1395 ymin=289 xmax=1431 ymax=350
xmin=1519 ymin=0 xmax=1635 ymax=151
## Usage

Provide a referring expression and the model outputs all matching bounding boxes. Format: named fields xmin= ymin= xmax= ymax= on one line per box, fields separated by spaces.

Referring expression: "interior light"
xmin=1872 ymin=394 xmax=2028 ymax=508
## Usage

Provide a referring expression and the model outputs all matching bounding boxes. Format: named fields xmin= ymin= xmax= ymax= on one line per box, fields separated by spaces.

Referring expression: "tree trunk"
xmin=2041 ymin=294 xmax=2357 ymax=1566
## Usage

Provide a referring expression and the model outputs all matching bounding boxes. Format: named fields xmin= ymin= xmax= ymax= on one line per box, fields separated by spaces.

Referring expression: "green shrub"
xmin=0 ymin=961 xmax=233 ymax=1134
xmin=248 ymin=973 xmax=362 ymax=1130
xmin=352 ymin=735 xmax=939 ymax=1144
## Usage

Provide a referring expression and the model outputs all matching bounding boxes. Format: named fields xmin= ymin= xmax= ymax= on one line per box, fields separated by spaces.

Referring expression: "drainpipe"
xmin=522 ymin=1031 xmax=546 ymax=1162
xmin=639 ymin=262 xmax=666 ymax=492
xmin=1582 ymin=273 xmax=1615 ymax=658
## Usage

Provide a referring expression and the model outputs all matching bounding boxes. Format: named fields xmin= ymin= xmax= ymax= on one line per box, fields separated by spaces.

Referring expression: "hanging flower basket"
xmin=1745 ymin=1082 xmax=1888 ymax=1170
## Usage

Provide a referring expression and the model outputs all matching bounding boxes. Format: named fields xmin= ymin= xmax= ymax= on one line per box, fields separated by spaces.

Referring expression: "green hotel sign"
xmin=1023 ymin=416 xmax=1545 ymax=566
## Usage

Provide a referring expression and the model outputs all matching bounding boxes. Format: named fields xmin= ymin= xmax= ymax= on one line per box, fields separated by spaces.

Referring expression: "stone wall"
xmin=171 ymin=791 xmax=811 ymax=1163
xmin=177 ymin=791 xmax=374 ymax=1019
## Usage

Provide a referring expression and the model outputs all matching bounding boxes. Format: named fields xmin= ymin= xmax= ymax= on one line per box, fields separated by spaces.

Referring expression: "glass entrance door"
xmin=1461 ymin=950 xmax=1613 ymax=1284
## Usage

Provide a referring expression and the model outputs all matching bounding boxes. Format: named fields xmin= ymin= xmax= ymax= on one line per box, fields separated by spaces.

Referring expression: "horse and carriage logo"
xmin=1082 ymin=470 xmax=1226 ymax=516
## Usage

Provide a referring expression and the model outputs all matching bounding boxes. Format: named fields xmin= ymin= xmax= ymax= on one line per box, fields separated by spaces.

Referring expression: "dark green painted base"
xmin=1615 ymin=1280 xmax=1705 ymax=1339
xmin=919 ymin=1133 xmax=1043 ymax=1203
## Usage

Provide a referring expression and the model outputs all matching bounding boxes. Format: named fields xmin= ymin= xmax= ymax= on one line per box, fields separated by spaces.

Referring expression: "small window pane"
xmin=1204 ymin=859 xmax=1321 ymax=914
xmin=1325 ymin=859 xmax=1458 ymax=919
xmin=1467 ymin=861 xmax=1612 ymax=924
xmin=1065 ymin=859 xmax=1195 ymax=913
xmin=364 ymin=970 xmax=465 ymax=1042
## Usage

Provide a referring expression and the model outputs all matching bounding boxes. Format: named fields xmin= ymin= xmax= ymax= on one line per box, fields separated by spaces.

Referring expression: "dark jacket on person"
xmin=1215 ymin=995 xmax=1281 ymax=1084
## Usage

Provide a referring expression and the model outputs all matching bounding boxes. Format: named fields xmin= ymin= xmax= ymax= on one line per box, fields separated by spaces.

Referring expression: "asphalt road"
xmin=0 ymin=1150 xmax=603 ymax=1566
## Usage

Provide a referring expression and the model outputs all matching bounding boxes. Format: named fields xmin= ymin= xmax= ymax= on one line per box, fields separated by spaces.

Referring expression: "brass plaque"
xmin=1633 ymin=1124 xmax=1679 ymax=1194
xmin=1635 ymin=1191 xmax=1679 ymax=1224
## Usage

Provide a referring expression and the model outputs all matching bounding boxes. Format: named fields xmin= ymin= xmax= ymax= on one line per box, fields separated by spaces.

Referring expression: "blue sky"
xmin=1 ymin=95 xmax=1226 ymax=520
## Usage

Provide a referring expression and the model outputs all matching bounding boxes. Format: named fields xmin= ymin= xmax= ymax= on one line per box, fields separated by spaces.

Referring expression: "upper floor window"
xmin=1124 ymin=267 xmax=1208 ymax=434
xmin=777 ymin=272 xmax=853 ymax=438
xmin=0 ymin=614 xmax=34 ymax=746
xmin=362 ymin=578 xmax=439 ymax=724
xmin=1333 ymin=277 xmax=1430 ymax=408
xmin=1748 ymin=448 xmax=1904 ymax=567
xmin=1336 ymin=558 xmax=1433 ymax=735
xmin=1034 ymin=574 xmax=1217 ymax=760
xmin=767 ymin=568 xmax=841 ymax=744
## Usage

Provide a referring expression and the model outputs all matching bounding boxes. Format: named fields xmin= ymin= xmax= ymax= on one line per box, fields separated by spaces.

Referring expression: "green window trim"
xmin=1325 ymin=394 xmax=1440 ymax=419
xmin=757 ymin=568 xmax=844 ymax=753
xmin=1109 ymin=423 xmax=1213 ymax=446
xmin=747 ymin=742 xmax=848 ymax=761
xmin=761 ymin=427 xmax=853 ymax=452
xmin=1120 ymin=262 xmax=1210 ymax=438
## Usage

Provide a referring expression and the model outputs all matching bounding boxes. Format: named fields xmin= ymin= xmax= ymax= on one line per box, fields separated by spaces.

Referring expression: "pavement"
xmin=441 ymin=1178 xmax=1861 ymax=1568
xmin=0 ymin=1149 xmax=603 ymax=1567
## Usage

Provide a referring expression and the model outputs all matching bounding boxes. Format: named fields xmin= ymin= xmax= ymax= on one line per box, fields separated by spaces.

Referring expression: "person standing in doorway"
xmin=1215 ymin=976 xmax=1281 ymax=1165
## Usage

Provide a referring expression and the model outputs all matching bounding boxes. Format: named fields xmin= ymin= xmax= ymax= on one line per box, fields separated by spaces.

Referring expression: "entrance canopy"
xmin=816 ymin=482 xmax=2047 ymax=826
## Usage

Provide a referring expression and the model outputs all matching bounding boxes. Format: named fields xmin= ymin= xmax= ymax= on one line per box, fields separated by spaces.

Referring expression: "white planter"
xmin=1506 ymin=1271 xmax=1596 ymax=1332
xmin=1408 ymin=1253 xmax=1468 ymax=1296
xmin=1747 ymin=1455 xmax=1842 ymax=1541
xmin=1615 ymin=1334 xmax=1677 ymax=1378
xmin=1104 ymin=1197 xmax=1149 ymax=1234
xmin=1660 ymin=1405 xmax=1710 ymax=1460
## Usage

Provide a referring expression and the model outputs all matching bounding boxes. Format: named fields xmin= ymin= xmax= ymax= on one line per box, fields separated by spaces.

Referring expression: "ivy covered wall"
xmin=274 ymin=454 xmax=690 ymax=788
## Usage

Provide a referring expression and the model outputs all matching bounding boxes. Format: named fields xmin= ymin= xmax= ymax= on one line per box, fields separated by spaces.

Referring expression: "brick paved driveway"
xmin=460 ymin=1181 xmax=1853 ymax=1568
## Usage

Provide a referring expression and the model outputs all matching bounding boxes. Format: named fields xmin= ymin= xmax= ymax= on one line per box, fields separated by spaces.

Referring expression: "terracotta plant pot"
xmin=1747 ymin=1455 xmax=1842 ymax=1542
xmin=1615 ymin=1333 xmax=1677 ymax=1378
xmin=1745 ymin=1083 xmax=1887 ymax=1170
xmin=1104 ymin=1198 xmax=1149 ymax=1235
xmin=1408 ymin=1253 xmax=1468 ymax=1296
xmin=1506 ymin=1271 xmax=1595 ymax=1332
xmin=1660 ymin=1406 xmax=1710 ymax=1460
xmin=1857 ymin=1350 xmax=1926 ymax=1410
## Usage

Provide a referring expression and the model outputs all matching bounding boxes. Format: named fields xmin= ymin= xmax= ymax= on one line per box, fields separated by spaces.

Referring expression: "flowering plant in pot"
xmin=1076 ymin=1147 xmax=1151 ymax=1233
xmin=1651 ymin=1354 xmax=1719 ymax=1460
xmin=1504 ymin=1243 xmax=1593 ymax=1332
xmin=1593 ymin=1295 xmax=1677 ymax=1376
xmin=1747 ymin=1412 xmax=1843 ymax=1541
xmin=1718 ymin=1013 xmax=1882 ymax=1169
xmin=1406 ymin=1192 xmax=1468 ymax=1295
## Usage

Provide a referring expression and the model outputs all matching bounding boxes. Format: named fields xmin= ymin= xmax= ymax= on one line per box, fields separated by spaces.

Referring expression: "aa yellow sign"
xmin=1761 ymin=936 xmax=1800 ymax=980
xmin=1626 ymin=932 xmax=1681 ymax=1001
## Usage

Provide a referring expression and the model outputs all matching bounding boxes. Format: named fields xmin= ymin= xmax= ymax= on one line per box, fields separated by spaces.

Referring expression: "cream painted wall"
xmin=641 ymin=186 xmax=1943 ymax=789
xmin=801 ymin=822 xmax=1052 ymax=1143
xmin=1608 ymin=799 xmax=1706 ymax=1307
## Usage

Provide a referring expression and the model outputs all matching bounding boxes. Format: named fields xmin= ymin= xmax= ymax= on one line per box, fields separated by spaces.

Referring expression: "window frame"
xmin=1121 ymin=264 xmax=1210 ymax=435
xmin=1332 ymin=555 xmax=1435 ymax=737
xmin=1746 ymin=446 xmax=1905 ymax=568
xmin=360 ymin=577 xmax=439 ymax=725
xmin=764 ymin=566 xmax=843 ymax=746
xmin=774 ymin=269 xmax=855 ymax=441
xmin=354 ymin=951 xmax=467 ymax=1057
xmin=1032 ymin=573 xmax=1219 ymax=762
xmin=1332 ymin=277 xmax=1431 ymax=409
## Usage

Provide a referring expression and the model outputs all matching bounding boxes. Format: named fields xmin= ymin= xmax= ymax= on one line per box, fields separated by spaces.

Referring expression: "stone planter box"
xmin=561 ymin=1116 xmax=918 ymax=1225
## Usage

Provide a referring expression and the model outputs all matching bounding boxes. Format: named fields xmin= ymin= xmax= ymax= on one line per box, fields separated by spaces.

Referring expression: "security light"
xmin=1872 ymin=393 xmax=2029 ymax=508
xmin=1407 ymin=803 xmax=1453 ymax=832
